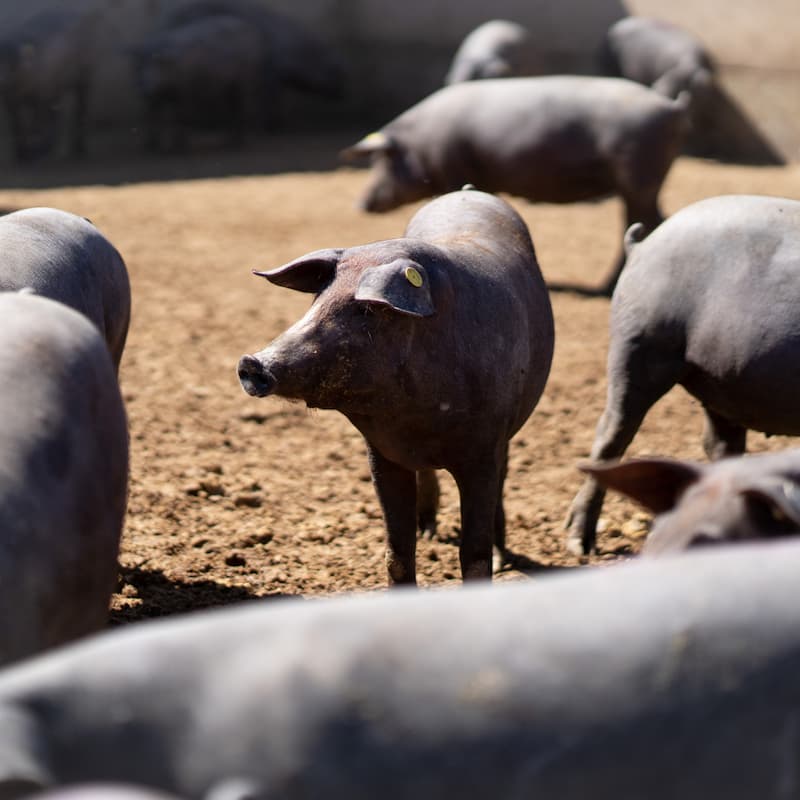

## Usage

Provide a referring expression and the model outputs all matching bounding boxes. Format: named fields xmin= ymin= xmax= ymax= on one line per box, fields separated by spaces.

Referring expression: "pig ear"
xmin=580 ymin=457 xmax=703 ymax=513
xmin=355 ymin=259 xmax=435 ymax=317
xmin=253 ymin=248 xmax=343 ymax=294
xmin=340 ymin=131 xmax=395 ymax=163
xmin=741 ymin=477 xmax=800 ymax=528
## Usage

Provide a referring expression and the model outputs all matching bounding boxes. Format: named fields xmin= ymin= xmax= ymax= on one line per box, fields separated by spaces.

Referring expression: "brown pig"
xmin=238 ymin=188 xmax=554 ymax=585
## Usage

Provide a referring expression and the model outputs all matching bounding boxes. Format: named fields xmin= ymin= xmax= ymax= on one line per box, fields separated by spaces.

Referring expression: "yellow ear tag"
xmin=405 ymin=266 xmax=423 ymax=287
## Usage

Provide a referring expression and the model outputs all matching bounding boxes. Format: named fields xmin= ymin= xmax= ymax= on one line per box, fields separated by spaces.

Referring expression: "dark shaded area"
xmin=0 ymin=128 xmax=364 ymax=190
xmin=687 ymin=83 xmax=785 ymax=165
xmin=109 ymin=564 xmax=295 ymax=625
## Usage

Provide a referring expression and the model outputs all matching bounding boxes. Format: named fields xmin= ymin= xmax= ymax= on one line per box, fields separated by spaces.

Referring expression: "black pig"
xmin=238 ymin=188 xmax=554 ymax=585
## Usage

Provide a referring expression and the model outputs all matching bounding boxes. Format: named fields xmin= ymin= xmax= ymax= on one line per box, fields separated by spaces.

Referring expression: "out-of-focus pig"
xmin=131 ymin=15 xmax=266 ymax=152
xmin=444 ymin=20 xmax=538 ymax=84
xmin=165 ymin=0 xmax=345 ymax=101
xmin=1 ymin=541 xmax=800 ymax=798
xmin=580 ymin=449 xmax=800 ymax=555
xmin=0 ymin=10 xmax=97 ymax=161
xmin=0 ymin=293 xmax=128 ymax=667
xmin=341 ymin=76 xmax=688 ymax=295
xmin=238 ymin=188 xmax=554 ymax=584
xmin=0 ymin=207 xmax=131 ymax=372
xmin=566 ymin=194 xmax=800 ymax=555
xmin=600 ymin=16 xmax=714 ymax=99
xmin=30 ymin=787 xmax=183 ymax=800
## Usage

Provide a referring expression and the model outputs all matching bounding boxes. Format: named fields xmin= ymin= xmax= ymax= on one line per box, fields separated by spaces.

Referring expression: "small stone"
xmin=225 ymin=553 xmax=247 ymax=567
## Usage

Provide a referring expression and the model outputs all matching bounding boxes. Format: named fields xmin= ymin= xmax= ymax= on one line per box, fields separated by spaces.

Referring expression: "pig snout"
xmin=238 ymin=354 xmax=277 ymax=397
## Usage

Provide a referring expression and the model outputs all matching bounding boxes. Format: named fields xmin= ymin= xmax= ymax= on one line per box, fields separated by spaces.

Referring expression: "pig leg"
xmin=416 ymin=469 xmax=440 ymax=540
xmin=598 ymin=194 xmax=664 ymax=296
xmin=493 ymin=450 xmax=509 ymax=573
xmin=368 ymin=445 xmax=417 ymax=586
xmin=702 ymin=407 xmax=747 ymax=460
xmin=452 ymin=447 xmax=506 ymax=580
xmin=565 ymin=347 xmax=684 ymax=555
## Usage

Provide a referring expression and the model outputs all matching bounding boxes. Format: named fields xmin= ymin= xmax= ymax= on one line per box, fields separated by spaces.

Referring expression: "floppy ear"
xmin=355 ymin=259 xmax=435 ymax=317
xmin=0 ymin=705 xmax=50 ymax=795
xmin=741 ymin=477 xmax=800 ymax=528
xmin=340 ymin=131 xmax=395 ymax=163
xmin=253 ymin=248 xmax=343 ymax=294
xmin=580 ymin=457 xmax=703 ymax=513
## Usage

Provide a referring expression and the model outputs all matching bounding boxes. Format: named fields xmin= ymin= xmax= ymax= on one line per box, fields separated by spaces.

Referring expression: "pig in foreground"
xmin=29 ymin=787 xmax=182 ymax=800
xmin=444 ymin=20 xmax=537 ymax=84
xmin=0 ymin=293 xmax=128 ymax=667
xmin=0 ymin=207 xmax=130 ymax=371
xmin=1 ymin=541 xmax=800 ymax=798
xmin=0 ymin=10 xmax=97 ymax=161
xmin=342 ymin=76 xmax=687 ymax=295
xmin=566 ymin=194 xmax=800 ymax=555
xmin=238 ymin=188 xmax=554 ymax=583
xmin=581 ymin=449 xmax=800 ymax=555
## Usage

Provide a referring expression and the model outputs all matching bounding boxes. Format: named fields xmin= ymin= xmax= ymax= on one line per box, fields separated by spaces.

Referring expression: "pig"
xmin=580 ymin=449 xmax=800 ymax=555
xmin=0 ymin=207 xmax=131 ymax=372
xmin=165 ymin=0 xmax=346 ymax=100
xmin=444 ymin=20 xmax=537 ymax=84
xmin=0 ymin=10 xmax=97 ymax=161
xmin=341 ymin=76 xmax=688 ymax=295
xmin=0 ymin=292 xmax=128 ymax=667
xmin=1 ymin=541 xmax=800 ymax=798
xmin=238 ymin=188 xmax=554 ymax=584
xmin=131 ymin=15 xmax=267 ymax=152
xmin=30 ymin=788 xmax=183 ymax=800
xmin=600 ymin=16 xmax=714 ymax=100
xmin=565 ymin=194 xmax=800 ymax=556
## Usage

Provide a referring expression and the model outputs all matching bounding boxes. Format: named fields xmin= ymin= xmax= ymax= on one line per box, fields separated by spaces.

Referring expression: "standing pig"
xmin=444 ymin=20 xmax=537 ymax=84
xmin=238 ymin=188 xmax=554 ymax=584
xmin=0 ymin=10 xmax=97 ymax=161
xmin=0 ymin=207 xmax=131 ymax=372
xmin=566 ymin=194 xmax=800 ymax=555
xmin=600 ymin=16 xmax=714 ymax=100
xmin=341 ymin=76 xmax=688 ymax=294
xmin=0 ymin=292 xmax=128 ymax=666
xmin=579 ymin=449 xmax=800 ymax=555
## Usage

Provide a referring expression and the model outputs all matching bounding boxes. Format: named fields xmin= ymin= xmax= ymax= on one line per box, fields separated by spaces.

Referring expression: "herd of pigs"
xmin=0 ymin=4 xmax=798 ymax=799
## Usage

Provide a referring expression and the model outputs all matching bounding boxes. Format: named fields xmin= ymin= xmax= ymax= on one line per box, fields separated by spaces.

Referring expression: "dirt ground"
xmin=1 ymin=134 xmax=798 ymax=624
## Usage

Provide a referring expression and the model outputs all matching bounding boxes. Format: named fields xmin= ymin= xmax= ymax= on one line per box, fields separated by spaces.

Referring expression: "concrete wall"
xmin=0 ymin=0 xmax=798 ymax=158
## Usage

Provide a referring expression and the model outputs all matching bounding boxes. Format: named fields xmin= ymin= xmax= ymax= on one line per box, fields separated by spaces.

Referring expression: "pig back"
xmin=405 ymin=190 xmax=553 ymax=436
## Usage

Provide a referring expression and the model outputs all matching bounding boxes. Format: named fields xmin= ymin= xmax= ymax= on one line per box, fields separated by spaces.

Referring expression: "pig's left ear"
xmin=355 ymin=259 xmax=435 ymax=317
xmin=580 ymin=457 xmax=703 ymax=513
xmin=253 ymin=248 xmax=343 ymax=294
xmin=741 ymin=477 xmax=800 ymax=528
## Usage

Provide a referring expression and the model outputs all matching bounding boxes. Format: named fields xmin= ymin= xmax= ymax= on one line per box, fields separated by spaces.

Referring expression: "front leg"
xmin=452 ymin=448 xmax=506 ymax=581
xmin=367 ymin=444 xmax=417 ymax=586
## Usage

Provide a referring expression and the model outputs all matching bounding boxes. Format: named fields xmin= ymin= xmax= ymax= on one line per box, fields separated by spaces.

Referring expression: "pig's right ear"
xmin=340 ymin=131 xmax=395 ymax=163
xmin=253 ymin=248 xmax=343 ymax=294
xmin=580 ymin=457 xmax=703 ymax=513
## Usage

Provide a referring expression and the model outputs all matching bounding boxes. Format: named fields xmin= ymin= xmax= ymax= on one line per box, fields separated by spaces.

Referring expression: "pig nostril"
xmin=237 ymin=355 xmax=276 ymax=397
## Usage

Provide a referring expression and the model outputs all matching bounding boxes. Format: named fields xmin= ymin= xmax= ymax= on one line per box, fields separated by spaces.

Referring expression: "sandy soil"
xmin=0 ymin=135 xmax=797 ymax=623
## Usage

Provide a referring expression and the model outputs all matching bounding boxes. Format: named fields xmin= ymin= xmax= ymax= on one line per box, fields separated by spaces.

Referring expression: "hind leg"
xmin=416 ymin=469 xmax=440 ymax=540
xmin=565 ymin=346 xmax=685 ymax=555
xmin=702 ymin=407 xmax=747 ymax=460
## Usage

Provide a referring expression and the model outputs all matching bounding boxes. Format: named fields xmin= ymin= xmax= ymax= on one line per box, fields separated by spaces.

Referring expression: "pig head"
xmin=581 ymin=450 xmax=800 ymax=555
xmin=239 ymin=189 xmax=554 ymax=586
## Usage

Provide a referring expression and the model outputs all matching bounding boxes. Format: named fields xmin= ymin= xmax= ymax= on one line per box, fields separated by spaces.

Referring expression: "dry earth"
xmin=0 ymin=134 xmax=798 ymax=623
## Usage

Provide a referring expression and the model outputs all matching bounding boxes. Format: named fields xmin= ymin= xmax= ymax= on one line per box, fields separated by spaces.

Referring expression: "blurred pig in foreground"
xmin=239 ymin=188 xmax=554 ymax=585
xmin=1 ymin=541 xmax=800 ymax=798
xmin=0 ymin=293 xmax=128 ymax=667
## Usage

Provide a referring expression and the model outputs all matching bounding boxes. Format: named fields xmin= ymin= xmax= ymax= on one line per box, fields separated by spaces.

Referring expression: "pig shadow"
xmin=109 ymin=565 xmax=295 ymax=626
xmin=546 ymin=280 xmax=609 ymax=298
xmin=501 ymin=550 xmax=581 ymax=577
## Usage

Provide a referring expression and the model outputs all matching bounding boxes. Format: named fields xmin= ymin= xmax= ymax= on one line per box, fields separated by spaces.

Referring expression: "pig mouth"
xmin=238 ymin=354 xmax=277 ymax=397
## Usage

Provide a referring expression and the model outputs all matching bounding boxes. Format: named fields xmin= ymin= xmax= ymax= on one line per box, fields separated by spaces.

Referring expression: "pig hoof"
xmin=565 ymin=534 xmax=589 ymax=558
xmin=492 ymin=547 xmax=507 ymax=574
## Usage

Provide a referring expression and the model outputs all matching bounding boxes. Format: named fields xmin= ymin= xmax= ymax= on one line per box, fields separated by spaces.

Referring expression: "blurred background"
xmin=0 ymin=0 xmax=796 ymax=172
